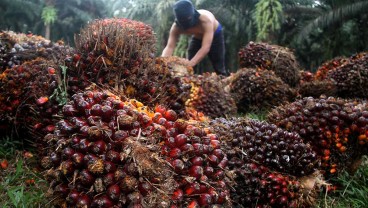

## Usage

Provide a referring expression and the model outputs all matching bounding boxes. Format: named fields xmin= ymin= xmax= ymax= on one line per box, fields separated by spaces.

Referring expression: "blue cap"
xmin=173 ymin=0 xmax=200 ymax=30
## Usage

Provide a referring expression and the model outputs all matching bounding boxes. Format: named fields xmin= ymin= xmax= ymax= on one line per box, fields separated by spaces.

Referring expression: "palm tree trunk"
xmin=45 ymin=23 xmax=50 ymax=40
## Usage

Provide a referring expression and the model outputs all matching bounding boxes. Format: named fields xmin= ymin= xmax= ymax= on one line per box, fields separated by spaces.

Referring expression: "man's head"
xmin=173 ymin=0 xmax=200 ymax=30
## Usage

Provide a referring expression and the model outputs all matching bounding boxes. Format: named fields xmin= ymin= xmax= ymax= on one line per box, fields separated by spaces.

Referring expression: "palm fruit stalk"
xmin=326 ymin=52 xmax=368 ymax=98
xmin=42 ymin=87 xmax=231 ymax=207
xmin=228 ymin=68 xmax=296 ymax=113
xmin=0 ymin=58 xmax=65 ymax=141
xmin=182 ymin=73 xmax=237 ymax=118
xmin=209 ymin=117 xmax=320 ymax=177
xmin=0 ymin=30 xmax=73 ymax=72
xmin=267 ymin=96 xmax=368 ymax=178
xmin=298 ymin=80 xmax=337 ymax=98
xmin=238 ymin=41 xmax=301 ymax=87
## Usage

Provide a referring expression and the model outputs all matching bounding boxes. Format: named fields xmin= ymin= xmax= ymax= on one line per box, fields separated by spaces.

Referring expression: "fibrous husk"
xmin=238 ymin=41 xmax=301 ymax=87
xmin=156 ymin=56 xmax=194 ymax=77
xmin=228 ymin=68 xmax=297 ymax=113
xmin=183 ymin=73 xmax=237 ymax=118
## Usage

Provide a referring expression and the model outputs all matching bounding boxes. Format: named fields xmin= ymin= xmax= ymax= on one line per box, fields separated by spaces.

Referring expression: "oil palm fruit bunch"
xmin=42 ymin=88 xmax=231 ymax=207
xmin=315 ymin=56 xmax=348 ymax=81
xmin=156 ymin=56 xmax=194 ymax=77
xmin=66 ymin=18 xmax=191 ymax=112
xmin=326 ymin=52 xmax=368 ymax=98
xmin=238 ymin=41 xmax=301 ymax=87
xmin=209 ymin=117 xmax=319 ymax=177
xmin=231 ymin=162 xmax=323 ymax=208
xmin=69 ymin=18 xmax=156 ymax=87
xmin=183 ymin=73 xmax=237 ymax=118
xmin=267 ymin=96 xmax=368 ymax=178
xmin=0 ymin=58 xmax=64 ymax=141
xmin=228 ymin=68 xmax=296 ymax=113
xmin=0 ymin=30 xmax=73 ymax=72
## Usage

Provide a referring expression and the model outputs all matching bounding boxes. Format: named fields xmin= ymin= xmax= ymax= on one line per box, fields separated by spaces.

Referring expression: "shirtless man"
xmin=161 ymin=0 xmax=229 ymax=76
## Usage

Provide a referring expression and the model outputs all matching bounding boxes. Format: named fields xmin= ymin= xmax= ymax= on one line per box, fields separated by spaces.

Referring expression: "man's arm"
xmin=188 ymin=20 xmax=214 ymax=67
xmin=162 ymin=24 xmax=180 ymax=57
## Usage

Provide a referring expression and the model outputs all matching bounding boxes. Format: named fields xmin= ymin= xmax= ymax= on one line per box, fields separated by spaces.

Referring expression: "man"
xmin=161 ymin=0 xmax=229 ymax=76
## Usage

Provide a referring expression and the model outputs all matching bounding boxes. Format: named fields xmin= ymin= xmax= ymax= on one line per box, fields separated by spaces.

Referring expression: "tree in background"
xmin=0 ymin=0 xmax=107 ymax=45
xmin=42 ymin=0 xmax=57 ymax=40
xmin=253 ymin=0 xmax=283 ymax=43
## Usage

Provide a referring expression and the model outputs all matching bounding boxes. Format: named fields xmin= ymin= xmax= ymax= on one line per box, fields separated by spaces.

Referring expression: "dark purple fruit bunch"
xmin=238 ymin=41 xmax=301 ymax=87
xmin=232 ymin=162 xmax=320 ymax=208
xmin=326 ymin=52 xmax=368 ymax=98
xmin=298 ymin=80 xmax=337 ymax=98
xmin=209 ymin=117 xmax=319 ymax=177
xmin=228 ymin=68 xmax=296 ymax=113
xmin=42 ymin=88 xmax=231 ymax=207
xmin=0 ymin=31 xmax=73 ymax=72
xmin=183 ymin=73 xmax=237 ymax=118
xmin=268 ymin=96 xmax=368 ymax=178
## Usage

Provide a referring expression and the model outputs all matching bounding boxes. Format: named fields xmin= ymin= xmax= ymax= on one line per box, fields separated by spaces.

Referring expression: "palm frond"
xmin=297 ymin=1 xmax=368 ymax=42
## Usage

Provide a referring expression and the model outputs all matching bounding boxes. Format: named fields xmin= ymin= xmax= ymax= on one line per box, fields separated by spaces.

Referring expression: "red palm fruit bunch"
xmin=228 ymin=68 xmax=296 ymax=113
xmin=182 ymin=73 xmax=237 ymax=118
xmin=66 ymin=19 xmax=192 ymax=113
xmin=67 ymin=18 xmax=156 ymax=88
xmin=238 ymin=41 xmax=301 ymax=87
xmin=209 ymin=117 xmax=320 ymax=177
xmin=326 ymin=52 xmax=368 ymax=98
xmin=0 ymin=58 xmax=63 ymax=141
xmin=315 ymin=56 xmax=348 ymax=81
xmin=267 ymin=96 xmax=368 ymax=178
xmin=42 ymin=88 xmax=231 ymax=207
xmin=231 ymin=162 xmax=324 ymax=208
xmin=0 ymin=30 xmax=73 ymax=72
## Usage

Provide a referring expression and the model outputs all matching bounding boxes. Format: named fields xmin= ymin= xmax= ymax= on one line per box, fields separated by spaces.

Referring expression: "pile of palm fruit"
xmin=2 ymin=16 xmax=368 ymax=208
xmin=238 ymin=41 xmax=301 ymax=87
xmin=41 ymin=87 xmax=231 ymax=207
xmin=226 ymin=68 xmax=297 ymax=113
xmin=0 ymin=31 xmax=72 ymax=72
xmin=182 ymin=73 xmax=237 ymax=118
xmin=267 ymin=96 xmax=368 ymax=178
